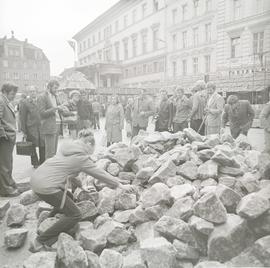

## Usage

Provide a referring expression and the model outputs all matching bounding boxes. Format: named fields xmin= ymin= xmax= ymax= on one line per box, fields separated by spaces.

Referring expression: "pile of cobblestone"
xmin=1 ymin=128 xmax=270 ymax=268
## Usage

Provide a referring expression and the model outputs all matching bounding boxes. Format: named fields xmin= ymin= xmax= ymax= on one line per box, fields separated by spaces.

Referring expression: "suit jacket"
xmin=190 ymin=91 xmax=206 ymax=120
xmin=156 ymin=98 xmax=173 ymax=130
xmin=260 ymin=102 xmax=270 ymax=131
xmin=0 ymin=93 xmax=16 ymax=143
xmin=222 ymin=100 xmax=255 ymax=132
xmin=132 ymin=96 xmax=154 ymax=128
xmin=205 ymin=92 xmax=225 ymax=127
xmin=37 ymin=91 xmax=59 ymax=135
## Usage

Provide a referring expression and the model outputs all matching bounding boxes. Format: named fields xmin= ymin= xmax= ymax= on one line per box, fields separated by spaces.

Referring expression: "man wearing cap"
xmin=221 ymin=95 xmax=255 ymax=139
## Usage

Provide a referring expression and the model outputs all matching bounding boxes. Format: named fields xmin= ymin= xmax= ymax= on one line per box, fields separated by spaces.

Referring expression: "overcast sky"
xmin=0 ymin=0 xmax=119 ymax=75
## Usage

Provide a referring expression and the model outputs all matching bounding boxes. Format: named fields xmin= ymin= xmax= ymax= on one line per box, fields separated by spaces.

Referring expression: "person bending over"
xmin=30 ymin=128 xmax=136 ymax=252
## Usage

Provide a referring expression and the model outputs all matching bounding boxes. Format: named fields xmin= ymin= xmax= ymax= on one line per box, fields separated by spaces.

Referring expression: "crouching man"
xmin=30 ymin=128 xmax=136 ymax=251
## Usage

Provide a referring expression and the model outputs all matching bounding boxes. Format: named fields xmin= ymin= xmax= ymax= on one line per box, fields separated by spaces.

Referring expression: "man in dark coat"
xmin=221 ymin=95 xmax=255 ymax=139
xmin=0 ymin=83 xmax=19 ymax=197
xmin=77 ymin=90 xmax=93 ymax=130
xmin=155 ymin=89 xmax=173 ymax=132
xmin=20 ymin=86 xmax=45 ymax=168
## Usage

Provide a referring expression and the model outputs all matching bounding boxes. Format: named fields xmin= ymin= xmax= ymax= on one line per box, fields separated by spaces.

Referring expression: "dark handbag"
xmin=16 ymin=139 xmax=33 ymax=156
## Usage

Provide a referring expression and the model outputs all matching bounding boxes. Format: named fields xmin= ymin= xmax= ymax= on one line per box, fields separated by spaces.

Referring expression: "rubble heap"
xmin=1 ymin=128 xmax=270 ymax=268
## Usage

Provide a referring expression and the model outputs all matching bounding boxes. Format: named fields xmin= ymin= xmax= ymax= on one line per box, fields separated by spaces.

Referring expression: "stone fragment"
xmin=219 ymin=166 xmax=244 ymax=177
xmin=113 ymin=209 xmax=133 ymax=223
xmin=85 ymin=251 xmax=101 ymax=268
xmin=16 ymin=177 xmax=31 ymax=193
xmin=184 ymin=128 xmax=203 ymax=142
xmin=0 ymin=200 xmax=10 ymax=219
xmin=97 ymin=187 xmax=116 ymax=215
xmin=218 ymin=176 xmax=236 ymax=188
xmin=173 ymin=239 xmax=199 ymax=261
xmin=155 ymin=216 xmax=197 ymax=246
xmin=132 ymin=155 xmax=159 ymax=174
xmin=197 ymin=149 xmax=215 ymax=162
xmin=6 ymin=203 xmax=26 ymax=227
xmin=249 ymin=210 xmax=270 ymax=236
xmin=220 ymin=133 xmax=234 ymax=144
xmin=20 ymin=190 xmax=40 ymax=205
xmin=258 ymin=152 xmax=270 ymax=180
xmin=37 ymin=217 xmax=58 ymax=235
xmin=23 ymin=252 xmax=56 ymax=268
xmin=129 ymin=206 xmax=149 ymax=225
xmin=166 ymin=196 xmax=194 ymax=221
xmin=140 ymin=237 xmax=177 ymax=268
xmin=135 ymin=221 xmax=158 ymax=242
xmin=149 ymin=159 xmax=177 ymax=185
xmin=73 ymin=188 xmax=99 ymax=204
xmin=189 ymin=215 xmax=214 ymax=236
xmin=215 ymin=184 xmax=241 ymax=213
xmin=123 ymin=250 xmax=146 ymax=268
xmin=107 ymin=163 xmax=121 ymax=176
xmin=144 ymin=204 xmax=168 ymax=220
xmin=195 ymin=261 xmax=226 ymax=268
xmin=77 ymin=201 xmax=98 ymax=220
xmin=258 ymin=184 xmax=270 ymax=201
xmin=140 ymin=183 xmax=171 ymax=208
xmin=36 ymin=201 xmax=52 ymax=218
xmin=4 ymin=228 xmax=28 ymax=248
xmin=57 ymin=233 xmax=88 ymax=268
xmin=37 ymin=211 xmax=51 ymax=227
xmin=211 ymin=150 xmax=239 ymax=167
xmin=245 ymin=150 xmax=261 ymax=170
xmin=208 ymin=214 xmax=255 ymax=262
xmin=119 ymin=172 xmax=136 ymax=182
xmin=199 ymin=186 xmax=217 ymax=196
xmin=136 ymin=167 xmax=155 ymax=182
xmin=96 ymin=158 xmax=111 ymax=170
xmin=107 ymin=225 xmax=131 ymax=245
xmin=193 ymin=192 xmax=227 ymax=224
xmin=197 ymin=160 xmax=218 ymax=180
xmin=170 ymin=184 xmax=195 ymax=201
xmin=238 ymin=172 xmax=260 ymax=193
xmin=115 ymin=193 xmax=136 ymax=210
xmin=200 ymin=178 xmax=217 ymax=187
xmin=236 ymin=192 xmax=270 ymax=220
xmin=166 ymin=176 xmax=186 ymax=188
xmin=99 ymin=249 xmax=123 ymax=268
xmin=177 ymin=161 xmax=198 ymax=181
xmin=251 ymin=235 xmax=270 ymax=267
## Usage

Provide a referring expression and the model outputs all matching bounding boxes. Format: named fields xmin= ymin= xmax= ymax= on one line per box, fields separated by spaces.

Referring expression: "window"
xmin=172 ymin=34 xmax=177 ymax=50
xmin=2 ymin=60 xmax=8 ymax=67
xmin=123 ymin=40 xmax=129 ymax=60
xmin=24 ymin=73 xmax=29 ymax=80
xmin=92 ymin=35 xmax=95 ymax=45
xmin=83 ymin=41 xmax=86 ymax=50
xmin=115 ymin=21 xmax=119 ymax=33
xmin=182 ymin=60 xmax=187 ymax=76
xmin=193 ymin=27 xmax=199 ymax=46
xmin=98 ymin=50 xmax=102 ymax=60
xmin=182 ymin=4 xmax=187 ymax=20
xmin=206 ymin=0 xmax=211 ymax=11
xmin=104 ymin=48 xmax=111 ymax=61
xmin=205 ymin=23 xmax=211 ymax=42
xmin=253 ymin=32 xmax=264 ymax=54
xmin=172 ymin=9 xmax=177 ymax=25
xmin=132 ymin=37 xmax=138 ymax=57
xmin=115 ymin=43 xmax=120 ymax=61
xmin=132 ymin=9 xmax=137 ymax=23
xmin=13 ymin=72 xmax=19 ymax=80
xmin=153 ymin=0 xmax=159 ymax=12
xmin=142 ymin=3 xmax=147 ymax=18
xmin=88 ymin=38 xmax=91 ymax=48
xmin=142 ymin=32 xmax=148 ymax=54
xmin=143 ymin=64 xmax=147 ymax=74
xmin=193 ymin=57 xmax=198 ymax=74
xmin=99 ymin=32 xmax=101 ymax=41
xmin=231 ymin=37 xmax=240 ymax=58
xmin=172 ymin=61 xmax=177 ymax=77
xmin=124 ymin=15 xmax=128 ymax=28
xmin=153 ymin=28 xmax=159 ymax=50
xmin=79 ymin=43 xmax=82 ymax=52
xmin=233 ymin=0 xmax=241 ymax=20
xmin=194 ymin=0 xmax=199 ymax=16
xmin=182 ymin=31 xmax=187 ymax=48
xmin=256 ymin=0 xmax=263 ymax=13
xmin=205 ymin=55 xmax=211 ymax=73
xmin=125 ymin=69 xmax=129 ymax=78
xmin=133 ymin=67 xmax=137 ymax=76
xmin=153 ymin=62 xmax=158 ymax=72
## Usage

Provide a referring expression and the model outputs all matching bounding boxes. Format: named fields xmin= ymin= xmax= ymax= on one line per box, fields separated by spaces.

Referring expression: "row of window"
xmin=1 ymin=59 xmax=48 ymax=70
xmin=79 ymin=0 xmax=161 ymax=53
xmin=1 ymin=72 xmax=48 ymax=81
xmin=232 ymin=0 xmax=264 ymax=20
xmin=123 ymin=60 xmax=165 ymax=78
xmin=171 ymin=55 xmax=211 ymax=77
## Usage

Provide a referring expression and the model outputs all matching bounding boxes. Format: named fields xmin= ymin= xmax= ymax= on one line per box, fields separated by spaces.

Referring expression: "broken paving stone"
xmin=193 ymin=192 xmax=227 ymax=224
xmin=107 ymin=163 xmax=121 ymax=176
xmin=200 ymin=178 xmax=217 ymax=187
xmin=195 ymin=261 xmax=227 ymax=268
xmin=37 ymin=211 xmax=51 ymax=227
xmin=219 ymin=166 xmax=244 ymax=177
xmin=73 ymin=188 xmax=99 ymax=204
xmin=197 ymin=149 xmax=215 ymax=162
xmin=129 ymin=206 xmax=149 ymax=225
xmin=57 ymin=233 xmax=88 ymax=268
xmin=166 ymin=176 xmax=187 ymax=188
xmin=20 ymin=190 xmax=40 ymax=205
xmin=208 ymin=214 xmax=255 ymax=262
xmin=140 ymin=237 xmax=177 ymax=268
xmin=0 ymin=200 xmax=10 ymax=219
xmin=184 ymin=128 xmax=203 ymax=142
xmin=136 ymin=167 xmax=155 ymax=182
xmin=77 ymin=201 xmax=98 ymax=220
xmin=96 ymin=158 xmax=111 ymax=170
xmin=218 ymin=176 xmax=236 ymax=188
xmin=145 ymin=204 xmax=168 ymax=220
xmin=173 ymin=239 xmax=199 ymax=261
xmin=85 ymin=251 xmax=101 ymax=268
xmin=107 ymin=226 xmax=131 ymax=246
xmin=238 ymin=172 xmax=260 ymax=194
xmin=113 ymin=210 xmax=133 ymax=223
xmin=245 ymin=150 xmax=261 ymax=170
xmin=4 ymin=228 xmax=28 ymax=249
xmin=236 ymin=192 xmax=270 ymax=220
xmin=37 ymin=217 xmax=58 ymax=235
xmin=140 ymin=183 xmax=171 ymax=209
xmin=6 ymin=203 xmax=26 ymax=227
xmin=170 ymin=184 xmax=195 ymax=201
xmin=211 ymin=150 xmax=240 ymax=168
xmin=16 ymin=177 xmax=31 ymax=193
xmin=189 ymin=215 xmax=214 ymax=236
xmin=118 ymin=172 xmax=136 ymax=182
xmin=248 ymin=210 xmax=270 ymax=237
xmin=23 ymin=252 xmax=56 ymax=268
xmin=97 ymin=187 xmax=117 ymax=215
xmin=94 ymin=214 xmax=112 ymax=229
xmin=115 ymin=193 xmax=137 ymax=210
xmin=197 ymin=160 xmax=218 ymax=180
xmin=177 ymin=161 xmax=198 ymax=181
xmin=36 ymin=201 xmax=53 ymax=218
xmin=258 ymin=152 xmax=270 ymax=180
xmin=148 ymin=159 xmax=177 ymax=185
xmin=135 ymin=221 xmax=158 ymax=242
xmin=166 ymin=196 xmax=194 ymax=221
xmin=123 ymin=250 xmax=146 ymax=268
xmin=99 ymin=249 xmax=123 ymax=268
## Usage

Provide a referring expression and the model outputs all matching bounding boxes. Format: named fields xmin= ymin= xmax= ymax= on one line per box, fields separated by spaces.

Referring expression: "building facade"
xmin=0 ymin=33 xmax=50 ymax=92
xmin=73 ymin=0 xmax=270 ymax=95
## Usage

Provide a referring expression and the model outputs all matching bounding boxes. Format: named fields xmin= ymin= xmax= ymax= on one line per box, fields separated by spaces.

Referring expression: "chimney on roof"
xmin=11 ymin=30 xmax=14 ymax=38
xmin=25 ymin=38 xmax=28 ymax=43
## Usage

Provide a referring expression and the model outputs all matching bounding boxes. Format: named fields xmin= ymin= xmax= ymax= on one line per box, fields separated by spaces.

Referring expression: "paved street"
xmin=12 ymin=118 xmax=265 ymax=182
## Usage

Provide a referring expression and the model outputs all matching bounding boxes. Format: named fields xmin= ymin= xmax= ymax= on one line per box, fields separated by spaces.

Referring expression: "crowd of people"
xmin=0 ymin=79 xmax=270 ymax=198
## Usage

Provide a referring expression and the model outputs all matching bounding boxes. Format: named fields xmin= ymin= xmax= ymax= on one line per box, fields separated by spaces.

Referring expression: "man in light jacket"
xmin=205 ymin=82 xmax=225 ymax=135
xmin=260 ymin=100 xmax=270 ymax=154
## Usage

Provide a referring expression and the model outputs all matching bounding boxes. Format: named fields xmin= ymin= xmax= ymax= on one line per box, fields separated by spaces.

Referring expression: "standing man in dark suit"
xmin=20 ymin=86 xmax=45 ymax=168
xmin=0 ymin=83 xmax=19 ymax=197
xmin=221 ymin=95 xmax=255 ymax=139
xmin=38 ymin=80 xmax=63 ymax=159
